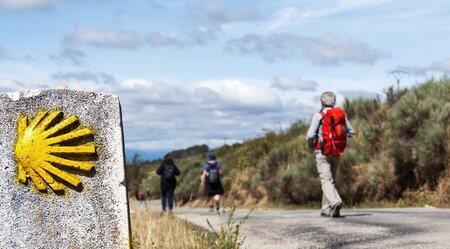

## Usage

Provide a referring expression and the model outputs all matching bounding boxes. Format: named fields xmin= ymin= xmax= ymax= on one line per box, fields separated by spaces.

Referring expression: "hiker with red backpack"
xmin=306 ymin=91 xmax=355 ymax=218
xmin=156 ymin=153 xmax=181 ymax=212
xmin=201 ymin=154 xmax=225 ymax=213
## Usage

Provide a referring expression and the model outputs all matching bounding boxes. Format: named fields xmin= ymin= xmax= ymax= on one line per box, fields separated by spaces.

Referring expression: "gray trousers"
xmin=315 ymin=151 xmax=342 ymax=212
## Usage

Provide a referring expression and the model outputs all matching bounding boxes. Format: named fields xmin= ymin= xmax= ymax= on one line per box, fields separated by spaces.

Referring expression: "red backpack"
xmin=318 ymin=107 xmax=347 ymax=157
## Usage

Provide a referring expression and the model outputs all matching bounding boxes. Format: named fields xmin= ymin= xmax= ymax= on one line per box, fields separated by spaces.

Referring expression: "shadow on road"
xmin=340 ymin=213 xmax=372 ymax=218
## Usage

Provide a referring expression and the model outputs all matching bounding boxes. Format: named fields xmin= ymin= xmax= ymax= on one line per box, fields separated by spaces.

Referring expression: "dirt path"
xmin=145 ymin=201 xmax=450 ymax=249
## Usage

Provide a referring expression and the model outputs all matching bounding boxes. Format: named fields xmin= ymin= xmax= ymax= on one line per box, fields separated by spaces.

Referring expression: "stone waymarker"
xmin=0 ymin=89 xmax=131 ymax=249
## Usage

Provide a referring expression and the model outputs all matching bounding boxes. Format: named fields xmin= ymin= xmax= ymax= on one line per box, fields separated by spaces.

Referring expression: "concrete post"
xmin=0 ymin=89 xmax=132 ymax=249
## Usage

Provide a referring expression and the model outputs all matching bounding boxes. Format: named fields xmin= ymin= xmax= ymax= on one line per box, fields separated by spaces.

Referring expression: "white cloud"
xmin=188 ymin=80 xmax=281 ymax=112
xmin=271 ymin=75 xmax=318 ymax=91
xmin=0 ymin=79 xmax=24 ymax=92
xmin=147 ymin=33 xmax=184 ymax=48
xmin=64 ymin=26 xmax=141 ymax=48
xmin=203 ymin=1 xmax=260 ymax=24
xmin=51 ymin=70 xmax=117 ymax=85
xmin=225 ymin=32 xmax=390 ymax=65
xmin=339 ymin=90 xmax=381 ymax=99
xmin=144 ymin=0 xmax=186 ymax=8
xmin=267 ymin=0 xmax=392 ymax=30
xmin=116 ymin=78 xmax=190 ymax=106
xmin=267 ymin=7 xmax=301 ymax=30
xmin=114 ymin=79 xmax=281 ymax=113
xmin=0 ymin=73 xmax=314 ymax=152
xmin=49 ymin=47 xmax=86 ymax=65
xmin=146 ymin=28 xmax=216 ymax=48
xmin=0 ymin=0 xmax=61 ymax=10
xmin=104 ymin=78 xmax=294 ymax=151
xmin=394 ymin=66 xmax=425 ymax=76
xmin=429 ymin=59 xmax=450 ymax=73
xmin=0 ymin=47 xmax=9 ymax=60
xmin=396 ymin=58 xmax=450 ymax=76
xmin=146 ymin=2 xmax=260 ymax=47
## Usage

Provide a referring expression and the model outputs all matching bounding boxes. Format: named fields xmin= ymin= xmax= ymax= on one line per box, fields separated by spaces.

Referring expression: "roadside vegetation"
xmin=130 ymin=200 xmax=214 ymax=249
xmin=127 ymin=78 xmax=450 ymax=209
xmin=129 ymin=150 xmax=252 ymax=249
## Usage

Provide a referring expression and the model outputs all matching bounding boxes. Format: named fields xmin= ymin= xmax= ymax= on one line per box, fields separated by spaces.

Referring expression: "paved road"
xmin=146 ymin=201 xmax=450 ymax=249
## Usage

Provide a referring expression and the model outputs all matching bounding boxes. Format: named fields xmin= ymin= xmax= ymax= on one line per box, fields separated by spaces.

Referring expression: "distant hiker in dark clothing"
xmin=156 ymin=154 xmax=181 ymax=212
xmin=201 ymin=154 xmax=225 ymax=212
xmin=306 ymin=91 xmax=355 ymax=218
xmin=135 ymin=190 xmax=144 ymax=201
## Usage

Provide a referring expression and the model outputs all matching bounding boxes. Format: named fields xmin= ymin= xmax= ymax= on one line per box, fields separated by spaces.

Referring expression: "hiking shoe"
xmin=330 ymin=202 xmax=342 ymax=218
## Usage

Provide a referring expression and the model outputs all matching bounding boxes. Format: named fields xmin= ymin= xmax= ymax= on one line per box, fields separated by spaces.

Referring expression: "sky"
xmin=1 ymin=0 xmax=450 ymax=158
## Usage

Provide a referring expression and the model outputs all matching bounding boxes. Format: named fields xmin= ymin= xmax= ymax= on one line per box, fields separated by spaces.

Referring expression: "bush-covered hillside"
xmin=127 ymin=78 xmax=450 ymax=208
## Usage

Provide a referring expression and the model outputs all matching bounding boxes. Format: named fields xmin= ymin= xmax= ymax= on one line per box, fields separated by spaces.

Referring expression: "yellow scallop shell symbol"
xmin=15 ymin=110 xmax=96 ymax=192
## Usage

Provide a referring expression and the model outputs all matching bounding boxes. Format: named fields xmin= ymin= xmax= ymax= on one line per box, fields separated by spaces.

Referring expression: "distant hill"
xmin=125 ymin=149 xmax=167 ymax=162
xmin=125 ymin=144 xmax=209 ymax=163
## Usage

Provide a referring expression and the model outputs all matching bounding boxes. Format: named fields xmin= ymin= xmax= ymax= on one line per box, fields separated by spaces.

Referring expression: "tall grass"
xmin=130 ymin=201 xmax=213 ymax=249
xmin=207 ymin=208 xmax=251 ymax=249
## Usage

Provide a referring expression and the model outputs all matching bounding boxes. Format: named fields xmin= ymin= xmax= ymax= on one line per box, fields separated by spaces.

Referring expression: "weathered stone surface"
xmin=0 ymin=89 xmax=131 ymax=249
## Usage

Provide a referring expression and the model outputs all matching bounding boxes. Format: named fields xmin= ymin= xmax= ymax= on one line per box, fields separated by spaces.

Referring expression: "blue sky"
xmin=1 ymin=0 xmax=449 ymax=157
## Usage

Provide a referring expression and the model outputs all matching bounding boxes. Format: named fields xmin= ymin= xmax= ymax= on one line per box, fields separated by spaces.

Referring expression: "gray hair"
xmin=320 ymin=91 xmax=336 ymax=107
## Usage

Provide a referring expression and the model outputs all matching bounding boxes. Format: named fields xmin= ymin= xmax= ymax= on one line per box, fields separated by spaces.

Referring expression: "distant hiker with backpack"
xmin=306 ymin=91 xmax=355 ymax=218
xmin=135 ymin=190 xmax=144 ymax=201
xmin=156 ymin=154 xmax=181 ymax=212
xmin=201 ymin=154 xmax=225 ymax=213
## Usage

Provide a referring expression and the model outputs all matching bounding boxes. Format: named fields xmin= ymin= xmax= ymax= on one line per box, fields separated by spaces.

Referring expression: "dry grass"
xmin=429 ymin=167 xmax=450 ymax=208
xmin=130 ymin=201 xmax=214 ymax=249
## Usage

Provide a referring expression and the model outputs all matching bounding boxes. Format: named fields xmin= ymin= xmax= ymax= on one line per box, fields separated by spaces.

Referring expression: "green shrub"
xmin=336 ymin=147 xmax=362 ymax=200
xmin=367 ymin=153 xmax=397 ymax=199
xmin=386 ymin=79 xmax=450 ymax=190
xmin=343 ymin=97 xmax=381 ymax=121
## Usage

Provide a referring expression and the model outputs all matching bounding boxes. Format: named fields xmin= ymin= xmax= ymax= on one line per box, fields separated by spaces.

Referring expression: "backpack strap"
xmin=315 ymin=109 xmax=325 ymax=137
xmin=311 ymin=109 xmax=325 ymax=149
xmin=207 ymin=162 xmax=217 ymax=170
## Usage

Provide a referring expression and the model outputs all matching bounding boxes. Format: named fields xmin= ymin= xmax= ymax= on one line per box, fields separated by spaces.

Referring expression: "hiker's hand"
xmin=307 ymin=137 xmax=315 ymax=150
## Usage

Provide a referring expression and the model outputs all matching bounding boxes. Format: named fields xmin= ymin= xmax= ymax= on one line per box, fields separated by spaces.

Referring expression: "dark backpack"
xmin=207 ymin=163 xmax=219 ymax=183
xmin=163 ymin=163 xmax=176 ymax=179
xmin=319 ymin=107 xmax=347 ymax=157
